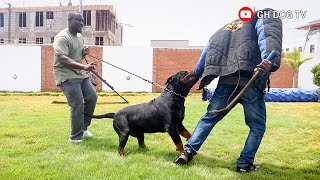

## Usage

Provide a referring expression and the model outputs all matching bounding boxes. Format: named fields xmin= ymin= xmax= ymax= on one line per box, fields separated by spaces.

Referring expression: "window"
xmin=0 ymin=39 xmax=4 ymax=44
xmin=83 ymin=10 xmax=91 ymax=26
xmin=36 ymin=12 xmax=44 ymax=27
xmin=19 ymin=12 xmax=26 ymax=27
xmin=310 ymin=44 xmax=315 ymax=53
xmin=46 ymin=11 xmax=54 ymax=19
xmin=19 ymin=38 xmax=26 ymax=44
xmin=95 ymin=37 xmax=103 ymax=45
xmin=0 ymin=13 xmax=4 ymax=27
xmin=286 ymin=48 xmax=289 ymax=52
xmin=96 ymin=10 xmax=108 ymax=31
xmin=298 ymin=47 xmax=302 ymax=52
xmin=51 ymin=37 xmax=54 ymax=43
xmin=36 ymin=37 xmax=43 ymax=44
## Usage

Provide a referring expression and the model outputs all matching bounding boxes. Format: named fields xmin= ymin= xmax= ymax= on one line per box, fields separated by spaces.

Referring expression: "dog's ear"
xmin=165 ymin=75 xmax=173 ymax=85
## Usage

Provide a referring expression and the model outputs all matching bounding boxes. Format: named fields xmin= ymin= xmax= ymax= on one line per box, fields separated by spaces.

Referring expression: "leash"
xmin=84 ymin=57 xmax=129 ymax=103
xmin=86 ymin=54 xmax=186 ymax=99
xmin=211 ymin=50 xmax=276 ymax=115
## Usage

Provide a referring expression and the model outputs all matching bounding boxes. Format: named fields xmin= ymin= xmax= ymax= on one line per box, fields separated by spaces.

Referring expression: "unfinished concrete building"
xmin=0 ymin=4 xmax=123 ymax=45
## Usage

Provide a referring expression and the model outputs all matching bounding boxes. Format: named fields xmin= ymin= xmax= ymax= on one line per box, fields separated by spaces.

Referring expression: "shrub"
xmin=311 ymin=63 xmax=320 ymax=87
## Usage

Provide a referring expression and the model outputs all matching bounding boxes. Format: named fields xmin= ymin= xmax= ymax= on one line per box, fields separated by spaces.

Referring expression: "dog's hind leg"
xmin=136 ymin=132 xmax=146 ymax=148
xmin=113 ymin=116 xmax=130 ymax=156
xmin=177 ymin=124 xmax=192 ymax=140
xmin=118 ymin=132 xmax=129 ymax=156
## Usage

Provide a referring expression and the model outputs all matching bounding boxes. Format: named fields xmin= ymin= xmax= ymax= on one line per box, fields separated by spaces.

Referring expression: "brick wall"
xmin=84 ymin=47 xmax=103 ymax=90
xmin=153 ymin=48 xmax=294 ymax=92
xmin=270 ymin=59 xmax=294 ymax=88
xmin=41 ymin=45 xmax=103 ymax=91
xmin=153 ymin=48 xmax=202 ymax=93
xmin=41 ymin=45 xmax=59 ymax=91
xmin=41 ymin=47 xmax=294 ymax=92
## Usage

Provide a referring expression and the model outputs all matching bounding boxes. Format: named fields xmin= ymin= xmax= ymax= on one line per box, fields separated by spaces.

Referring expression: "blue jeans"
xmin=185 ymin=83 xmax=266 ymax=167
xmin=59 ymin=78 xmax=98 ymax=140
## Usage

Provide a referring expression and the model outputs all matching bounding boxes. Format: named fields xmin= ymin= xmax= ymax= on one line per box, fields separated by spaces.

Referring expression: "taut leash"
xmin=87 ymin=54 xmax=186 ymax=99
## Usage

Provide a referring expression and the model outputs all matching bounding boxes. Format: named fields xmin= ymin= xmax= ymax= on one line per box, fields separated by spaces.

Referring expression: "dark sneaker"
xmin=236 ymin=164 xmax=260 ymax=173
xmin=175 ymin=149 xmax=193 ymax=165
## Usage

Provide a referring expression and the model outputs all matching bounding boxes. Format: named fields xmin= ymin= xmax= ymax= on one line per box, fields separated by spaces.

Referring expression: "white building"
xmin=282 ymin=19 xmax=320 ymax=89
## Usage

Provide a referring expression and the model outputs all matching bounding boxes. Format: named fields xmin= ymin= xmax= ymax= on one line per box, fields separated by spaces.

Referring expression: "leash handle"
xmin=84 ymin=57 xmax=129 ymax=104
xmin=266 ymin=50 xmax=276 ymax=62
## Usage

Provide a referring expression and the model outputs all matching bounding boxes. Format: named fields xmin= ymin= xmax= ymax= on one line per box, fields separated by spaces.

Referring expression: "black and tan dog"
xmin=85 ymin=71 xmax=199 ymax=156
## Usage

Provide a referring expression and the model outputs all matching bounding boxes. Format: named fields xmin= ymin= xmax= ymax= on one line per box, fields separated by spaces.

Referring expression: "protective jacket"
xmin=195 ymin=8 xmax=283 ymax=90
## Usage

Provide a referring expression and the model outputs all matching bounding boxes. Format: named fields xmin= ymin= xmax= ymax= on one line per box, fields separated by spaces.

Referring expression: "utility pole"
xmin=8 ymin=2 xmax=11 ymax=44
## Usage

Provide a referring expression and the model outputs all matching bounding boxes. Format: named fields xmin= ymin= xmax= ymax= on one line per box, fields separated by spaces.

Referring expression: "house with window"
xmin=282 ymin=20 xmax=320 ymax=53
xmin=0 ymin=4 xmax=123 ymax=45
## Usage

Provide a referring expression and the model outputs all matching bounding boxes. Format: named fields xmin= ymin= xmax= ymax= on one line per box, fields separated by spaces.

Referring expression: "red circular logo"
xmin=238 ymin=7 xmax=253 ymax=22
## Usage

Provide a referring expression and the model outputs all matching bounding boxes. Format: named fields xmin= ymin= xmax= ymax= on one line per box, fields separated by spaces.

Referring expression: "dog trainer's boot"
xmin=175 ymin=149 xmax=193 ymax=165
xmin=236 ymin=163 xmax=260 ymax=173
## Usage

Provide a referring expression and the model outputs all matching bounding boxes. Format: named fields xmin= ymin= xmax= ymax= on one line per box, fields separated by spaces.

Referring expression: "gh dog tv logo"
xmin=238 ymin=7 xmax=307 ymax=22
xmin=238 ymin=7 xmax=253 ymax=22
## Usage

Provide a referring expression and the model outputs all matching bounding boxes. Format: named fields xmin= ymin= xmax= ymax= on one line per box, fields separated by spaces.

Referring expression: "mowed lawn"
xmin=0 ymin=93 xmax=319 ymax=180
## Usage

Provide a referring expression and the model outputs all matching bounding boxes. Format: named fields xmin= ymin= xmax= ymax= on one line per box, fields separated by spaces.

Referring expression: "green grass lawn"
xmin=0 ymin=93 xmax=319 ymax=179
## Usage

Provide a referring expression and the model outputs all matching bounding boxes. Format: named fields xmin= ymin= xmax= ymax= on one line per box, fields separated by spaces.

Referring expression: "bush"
xmin=311 ymin=63 xmax=320 ymax=87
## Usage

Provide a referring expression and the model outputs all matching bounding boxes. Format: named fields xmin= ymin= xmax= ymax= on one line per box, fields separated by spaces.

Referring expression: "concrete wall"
xmin=299 ymin=53 xmax=320 ymax=89
xmin=0 ymin=5 xmax=122 ymax=45
xmin=0 ymin=45 xmax=41 ymax=91
xmin=103 ymin=46 xmax=153 ymax=92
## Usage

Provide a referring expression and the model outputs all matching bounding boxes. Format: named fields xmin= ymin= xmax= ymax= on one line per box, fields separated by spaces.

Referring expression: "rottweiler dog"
xmin=85 ymin=71 xmax=199 ymax=156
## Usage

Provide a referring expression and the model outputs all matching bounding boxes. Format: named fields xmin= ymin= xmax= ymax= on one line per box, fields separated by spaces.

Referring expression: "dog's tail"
xmin=83 ymin=113 xmax=115 ymax=119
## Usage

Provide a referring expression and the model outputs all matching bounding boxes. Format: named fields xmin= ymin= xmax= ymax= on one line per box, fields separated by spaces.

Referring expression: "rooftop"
xmin=296 ymin=19 xmax=320 ymax=31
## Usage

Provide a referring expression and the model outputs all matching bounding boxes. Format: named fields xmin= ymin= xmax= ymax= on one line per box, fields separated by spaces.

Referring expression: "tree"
xmin=283 ymin=48 xmax=313 ymax=88
xmin=311 ymin=63 xmax=320 ymax=87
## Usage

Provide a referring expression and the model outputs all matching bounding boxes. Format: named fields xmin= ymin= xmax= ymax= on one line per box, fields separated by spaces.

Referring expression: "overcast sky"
xmin=1 ymin=0 xmax=319 ymax=46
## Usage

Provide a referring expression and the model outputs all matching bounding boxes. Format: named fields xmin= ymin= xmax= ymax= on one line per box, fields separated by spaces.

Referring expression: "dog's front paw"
xmin=175 ymin=143 xmax=184 ymax=153
xmin=176 ymin=148 xmax=184 ymax=153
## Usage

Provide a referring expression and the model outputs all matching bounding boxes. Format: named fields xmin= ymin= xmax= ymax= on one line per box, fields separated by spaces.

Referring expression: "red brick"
xmin=41 ymin=45 xmax=103 ymax=91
